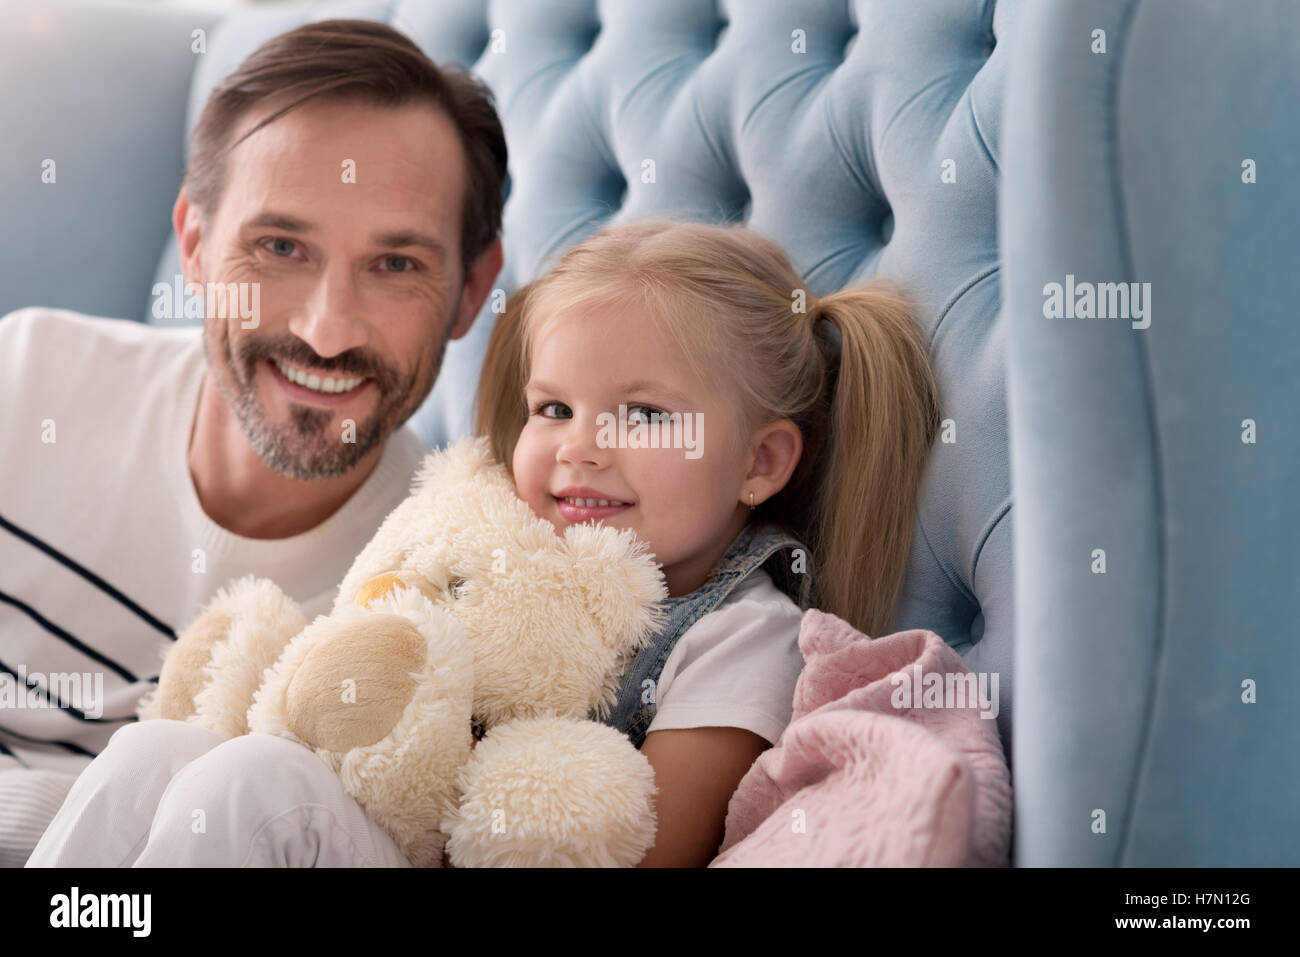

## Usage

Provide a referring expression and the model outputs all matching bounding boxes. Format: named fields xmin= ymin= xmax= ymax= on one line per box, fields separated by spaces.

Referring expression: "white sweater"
xmin=0 ymin=308 xmax=428 ymax=864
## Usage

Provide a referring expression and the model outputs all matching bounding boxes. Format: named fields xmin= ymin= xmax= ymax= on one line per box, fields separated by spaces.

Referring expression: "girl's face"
xmin=513 ymin=305 xmax=753 ymax=597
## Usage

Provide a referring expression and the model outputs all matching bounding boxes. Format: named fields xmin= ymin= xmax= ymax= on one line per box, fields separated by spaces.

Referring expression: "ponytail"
xmin=804 ymin=282 xmax=941 ymax=637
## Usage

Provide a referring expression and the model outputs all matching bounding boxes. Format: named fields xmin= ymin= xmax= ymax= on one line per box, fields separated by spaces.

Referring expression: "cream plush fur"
xmin=137 ymin=436 xmax=668 ymax=867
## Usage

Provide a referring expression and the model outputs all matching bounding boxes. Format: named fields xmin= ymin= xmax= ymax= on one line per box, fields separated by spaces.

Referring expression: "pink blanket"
xmin=709 ymin=610 xmax=1012 ymax=867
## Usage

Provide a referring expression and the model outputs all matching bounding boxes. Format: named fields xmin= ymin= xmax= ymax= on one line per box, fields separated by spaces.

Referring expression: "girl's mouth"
xmin=554 ymin=496 xmax=634 ymax=522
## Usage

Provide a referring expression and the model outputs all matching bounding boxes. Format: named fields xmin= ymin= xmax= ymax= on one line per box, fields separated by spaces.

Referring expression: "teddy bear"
xmin=136 ymin=435 xmax=669 ymax=867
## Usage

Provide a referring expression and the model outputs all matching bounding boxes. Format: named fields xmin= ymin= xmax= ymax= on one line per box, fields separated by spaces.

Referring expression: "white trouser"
xmin=25 ymin=720 xmax=411 ymax=867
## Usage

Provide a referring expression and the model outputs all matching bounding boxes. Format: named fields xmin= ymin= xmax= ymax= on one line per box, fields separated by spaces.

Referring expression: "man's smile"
xmin=272 ymin=357 xmax=369 ymax=394
xmin=264 ymin=357 xmax=376 ymax=408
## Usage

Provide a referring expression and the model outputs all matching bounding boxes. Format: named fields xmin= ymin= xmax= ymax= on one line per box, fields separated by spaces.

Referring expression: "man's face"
xmin=189 ymin=97 xmax=468 ymax=480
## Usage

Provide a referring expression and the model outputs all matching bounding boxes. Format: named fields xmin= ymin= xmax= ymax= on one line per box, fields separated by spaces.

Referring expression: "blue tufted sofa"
xmin=2 ymin=0 xmax=1295 ymax=866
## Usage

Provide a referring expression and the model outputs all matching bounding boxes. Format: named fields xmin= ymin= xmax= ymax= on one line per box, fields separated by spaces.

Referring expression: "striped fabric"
xmin=0 ymin=768 xmax=77 ymax=866
xmin=0 ymin=307 xmax=430 ymax=865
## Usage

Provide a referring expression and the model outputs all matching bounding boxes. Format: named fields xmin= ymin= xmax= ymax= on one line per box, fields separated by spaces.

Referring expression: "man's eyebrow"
xmin=372 ymin=230 xmax=448 ymax=261
xmin=243 ymin=212 xmax=314 ymax=232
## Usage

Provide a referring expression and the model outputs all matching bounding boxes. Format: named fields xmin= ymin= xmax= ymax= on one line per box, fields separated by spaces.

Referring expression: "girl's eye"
xmin=380 ymin=255 xmax=416 ymax=273
xmin=626 ymin=404 xmax=661 ymax=426
xmin=533 ymin=400 xmax=571 ymax=419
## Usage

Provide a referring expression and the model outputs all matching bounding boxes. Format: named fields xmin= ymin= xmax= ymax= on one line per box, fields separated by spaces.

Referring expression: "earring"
xmin=748 ymin=491 xmax=756 ymax=511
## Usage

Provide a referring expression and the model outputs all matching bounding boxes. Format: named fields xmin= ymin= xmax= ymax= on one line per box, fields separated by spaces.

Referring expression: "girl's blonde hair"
xmin=475 ymin=219 xmax=941 ymax=638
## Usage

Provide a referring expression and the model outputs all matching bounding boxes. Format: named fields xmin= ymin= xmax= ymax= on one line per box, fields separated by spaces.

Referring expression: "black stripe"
xmin=0 ymin=589 xmax=140 ymax=683
xmin=0 ymin=724 xmax=104 ymax=759
xmin=0 ymin=737 xmax=27 ymax=767
xmin=0 ymin=512 xmax=176 ymax=639
xmin=0 ymin=658 xmax=139 ymax=724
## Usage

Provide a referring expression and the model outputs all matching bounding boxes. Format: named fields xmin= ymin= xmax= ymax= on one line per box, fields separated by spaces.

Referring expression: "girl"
xmin=28 ymin=219 xmax=938 ymax=868
xmin=476 ymin=219 xmax=940 ymax=866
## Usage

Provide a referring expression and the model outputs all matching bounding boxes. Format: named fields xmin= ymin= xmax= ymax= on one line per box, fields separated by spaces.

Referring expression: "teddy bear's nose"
xmin=356 ymin=572 xmax=406 ymax=609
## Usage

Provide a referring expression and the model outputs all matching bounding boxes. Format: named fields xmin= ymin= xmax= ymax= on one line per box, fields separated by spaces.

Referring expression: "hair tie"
xmin=811 ymin=296 xmax=831 ymax=328
xmin=811 ymin=298 xmax=840 ymax=355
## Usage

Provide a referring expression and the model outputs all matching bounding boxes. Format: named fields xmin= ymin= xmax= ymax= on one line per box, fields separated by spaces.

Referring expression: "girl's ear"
xmin=744 ymin=419 xmax=803 ymax=507
xmin=563 ymin=523 xmax=668 ymax=645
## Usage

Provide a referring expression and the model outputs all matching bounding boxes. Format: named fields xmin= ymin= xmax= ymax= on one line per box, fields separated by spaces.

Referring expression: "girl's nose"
xmin=556 ymin=419 xmax=607 ymax=468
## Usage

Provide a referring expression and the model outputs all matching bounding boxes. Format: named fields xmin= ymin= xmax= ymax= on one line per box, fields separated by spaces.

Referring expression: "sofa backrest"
xmin=1003 ymin=0 xmax=1300 ymax=865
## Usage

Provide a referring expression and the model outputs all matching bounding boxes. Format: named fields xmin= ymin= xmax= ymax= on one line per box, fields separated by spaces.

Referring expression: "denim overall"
xmin=596 ymin=521 xmax=814 ymax=749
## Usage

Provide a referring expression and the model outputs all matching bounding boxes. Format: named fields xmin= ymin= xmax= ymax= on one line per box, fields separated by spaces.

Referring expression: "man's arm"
xmin=635 ymin=726 xmax=768 ymax=868
xmin=0 ymin=768 xmax=78 ymax=867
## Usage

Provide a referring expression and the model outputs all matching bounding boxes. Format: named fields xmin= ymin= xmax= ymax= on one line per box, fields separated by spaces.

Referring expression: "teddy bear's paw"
xmin=142 ymin=575 xmax=306 ymax=737
xmin=283 ymin=611 xmax=433 ymax=753
xmin=248 ymin=593 xmax=476 ymax=867
xmin=444 ymin=717 xmax=658 ymax=868
xmin=146 ymin=606 xmax=233 ymax=724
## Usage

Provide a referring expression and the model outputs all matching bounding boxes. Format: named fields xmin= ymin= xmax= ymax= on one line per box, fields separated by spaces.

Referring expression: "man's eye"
xmin=626 ymin=404 xmax=661 ymax=426
xmin=533 ymin=401 xmax=571 ymax=419
xmin=264 ymin=238 xmax=299 ymax=258
xmin=380 ymin=255 xmax=415 ymax=273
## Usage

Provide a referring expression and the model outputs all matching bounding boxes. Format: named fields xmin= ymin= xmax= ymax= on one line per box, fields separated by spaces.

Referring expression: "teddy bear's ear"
xmin=411 ymin=435 xmax=502 ymax=499
xmin=334 ymin=436 xmax=515 ymax=611
xmin=562 ymin=523 xmax=668 ymax=647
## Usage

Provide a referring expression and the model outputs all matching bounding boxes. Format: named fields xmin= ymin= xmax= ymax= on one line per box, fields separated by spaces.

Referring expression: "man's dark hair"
xmin=183 ymin=18 xmax=507 ymax=283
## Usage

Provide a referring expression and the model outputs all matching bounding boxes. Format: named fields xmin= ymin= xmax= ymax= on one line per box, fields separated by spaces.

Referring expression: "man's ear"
xmin=449 ymin=235 xmax=504 ymax=341
xmin=173 ymin=190 xmax=204 ymax=286
xmin=745 ymin=419 xmax=803 ymax=508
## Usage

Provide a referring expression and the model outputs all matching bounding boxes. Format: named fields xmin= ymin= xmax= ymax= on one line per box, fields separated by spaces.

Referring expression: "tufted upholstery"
xmin=2 ymin=0 xmax=1016 ymax=848
xmin=1002 ymin=0 xmax=1300 ymax=865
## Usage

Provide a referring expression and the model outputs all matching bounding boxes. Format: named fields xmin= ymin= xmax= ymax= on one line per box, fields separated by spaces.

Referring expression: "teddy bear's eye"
xmin=448 ymin=577 xmax=468 ymax=599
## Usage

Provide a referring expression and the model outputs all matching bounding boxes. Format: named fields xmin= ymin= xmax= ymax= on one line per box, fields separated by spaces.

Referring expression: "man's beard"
xmin=203 ymin=316 xmax=451 ymax=482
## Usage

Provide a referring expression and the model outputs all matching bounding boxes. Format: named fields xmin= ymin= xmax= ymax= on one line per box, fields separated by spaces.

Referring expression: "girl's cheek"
xmin=511 ymin=435 xmax=538 ymax=494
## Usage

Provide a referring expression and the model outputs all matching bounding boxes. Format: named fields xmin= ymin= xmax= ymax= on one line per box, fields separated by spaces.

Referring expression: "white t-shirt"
xmin=0 ymin=307 xmax=429 ymax=777
xmin=644 ymin=566 xmax=807 ymax=747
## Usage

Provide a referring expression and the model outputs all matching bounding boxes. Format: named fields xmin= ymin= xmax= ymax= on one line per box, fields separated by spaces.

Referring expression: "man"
xmin=0 ymin=19 xmax=506 ymax=865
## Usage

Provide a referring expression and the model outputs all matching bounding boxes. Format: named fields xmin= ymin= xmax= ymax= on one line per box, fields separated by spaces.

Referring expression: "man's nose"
xmin=289 ymin=260 xmax=369 ymax=358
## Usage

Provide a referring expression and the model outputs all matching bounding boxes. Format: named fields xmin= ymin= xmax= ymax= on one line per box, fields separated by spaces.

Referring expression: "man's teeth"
xmin=562 ymin=497 xmax=628 ymax=508
xmin=274 ymin=359 xmax=365 ymax=394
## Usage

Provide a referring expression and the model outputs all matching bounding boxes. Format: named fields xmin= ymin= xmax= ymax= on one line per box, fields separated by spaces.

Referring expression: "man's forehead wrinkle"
xmin=230 ymin=166 xmax=446 ymax=225
xmin=226 ymin=127 xmax=456 ymax=200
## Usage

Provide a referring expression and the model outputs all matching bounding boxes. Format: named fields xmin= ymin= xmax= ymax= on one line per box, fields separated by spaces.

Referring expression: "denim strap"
xmin=596 ymin=522 xmax=812 ymax=748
